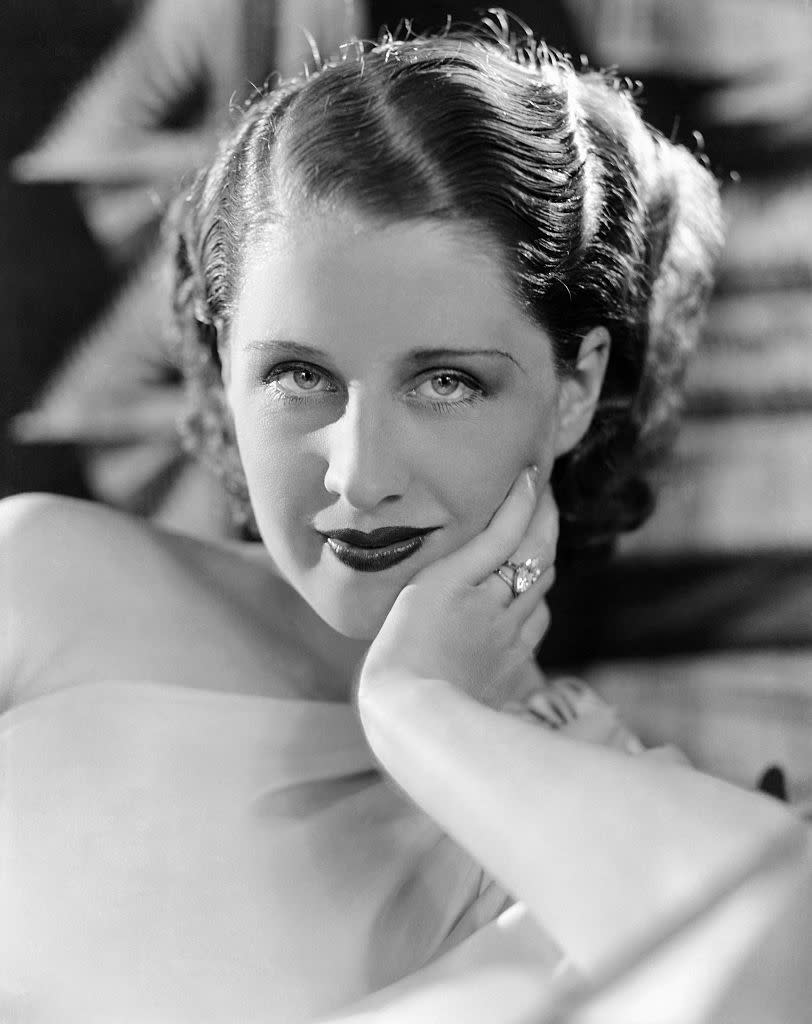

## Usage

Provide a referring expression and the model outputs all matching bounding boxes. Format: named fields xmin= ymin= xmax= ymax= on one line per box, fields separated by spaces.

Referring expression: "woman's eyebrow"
xmin=245 ymin=340 xmax=525 ymax=372
xmin=245 ymin=339 xmax=331 ymax=360
xmin=404 ymin=347 xmax=525 ymax=371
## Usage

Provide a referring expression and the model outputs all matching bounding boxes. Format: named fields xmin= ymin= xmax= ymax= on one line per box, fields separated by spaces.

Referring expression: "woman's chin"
xmin=312 ymin=598 xmax=389 ymax=641
xmin=293 ymin=549 xmax=415 ymax=640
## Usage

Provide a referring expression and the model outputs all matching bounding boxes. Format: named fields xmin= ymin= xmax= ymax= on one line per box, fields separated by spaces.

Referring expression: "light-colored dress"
xmin=0 ymin=677 xmax=669 ymax=1023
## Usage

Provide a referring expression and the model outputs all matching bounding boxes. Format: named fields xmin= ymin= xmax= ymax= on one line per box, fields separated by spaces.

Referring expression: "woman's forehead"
xmin=231 ymin=215 xmax=552 ymax=370
xmin=241 ymin=213 xmax=505 ymax=293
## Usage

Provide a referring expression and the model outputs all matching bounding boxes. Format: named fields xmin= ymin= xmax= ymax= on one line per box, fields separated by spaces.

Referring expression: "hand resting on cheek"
xmin=358 ymin=467 xmax=558 ymax=709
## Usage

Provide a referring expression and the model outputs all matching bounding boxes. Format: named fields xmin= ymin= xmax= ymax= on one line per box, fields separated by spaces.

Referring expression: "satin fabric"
xmin=0 ymin=676 xmax=664 ymax=1022
xmin=0 ymin=681 xmax=540 ymax=1023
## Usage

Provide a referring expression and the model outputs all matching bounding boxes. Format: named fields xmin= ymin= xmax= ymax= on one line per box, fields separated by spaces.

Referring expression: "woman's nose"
xmin=322 ymin=394 xmax=407 ymax=511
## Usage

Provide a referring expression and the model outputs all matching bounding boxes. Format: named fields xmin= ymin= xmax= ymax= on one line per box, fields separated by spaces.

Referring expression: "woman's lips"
xmin=321 ymin=527 xmax=435 ymax=573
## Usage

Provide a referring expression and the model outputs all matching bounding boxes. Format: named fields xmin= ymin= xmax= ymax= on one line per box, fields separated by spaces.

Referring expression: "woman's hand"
xmin=358 ymin=466 xmax=558 ymax=708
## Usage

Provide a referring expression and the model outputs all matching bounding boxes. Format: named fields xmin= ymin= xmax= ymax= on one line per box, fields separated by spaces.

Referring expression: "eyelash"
xmin=262 ymin=362 xmax=487 ymax=413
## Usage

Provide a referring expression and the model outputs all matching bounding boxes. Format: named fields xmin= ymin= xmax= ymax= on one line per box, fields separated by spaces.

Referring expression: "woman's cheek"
xmin=434 ymin=430 xmax=538 ymax=538
xmin=468 ymin=422 xmax=553 ymax=537
xmin=251 ymin=437 xmax=312 ymax=521
xmin=231 ymin=403 xmax=299 ymax=519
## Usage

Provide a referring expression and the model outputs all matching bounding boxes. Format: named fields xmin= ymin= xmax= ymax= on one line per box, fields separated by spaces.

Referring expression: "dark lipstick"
xmin=321 ymin=526 xmax=435 ymax=572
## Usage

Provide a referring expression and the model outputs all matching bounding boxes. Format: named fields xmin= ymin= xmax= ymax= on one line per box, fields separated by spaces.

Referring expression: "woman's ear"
xmin=217 ymin=332 xmax=232 ymax=392
xmin=553 ymin=326 xmax=610 ymax=456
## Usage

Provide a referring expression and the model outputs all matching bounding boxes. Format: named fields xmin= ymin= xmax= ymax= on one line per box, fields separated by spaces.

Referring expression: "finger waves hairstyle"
xmin=171 ymin=15 xmax=723 ymax=558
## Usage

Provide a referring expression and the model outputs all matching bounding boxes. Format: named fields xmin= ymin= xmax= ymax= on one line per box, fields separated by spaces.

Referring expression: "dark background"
xmin=0 ymin=2 xmax=138 ymax=498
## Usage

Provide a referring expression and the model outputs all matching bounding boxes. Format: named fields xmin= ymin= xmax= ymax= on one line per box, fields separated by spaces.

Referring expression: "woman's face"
xmin=224 ymin=214 xmax=568 ymax=639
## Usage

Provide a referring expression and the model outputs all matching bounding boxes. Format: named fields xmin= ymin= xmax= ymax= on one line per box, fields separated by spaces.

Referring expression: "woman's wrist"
xmin=356 ymin=670 xmax=454 ymax=744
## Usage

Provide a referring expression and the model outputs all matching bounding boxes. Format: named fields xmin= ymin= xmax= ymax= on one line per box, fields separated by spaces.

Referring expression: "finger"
xmin=481 ymin=487 xmax=558 ymax=607
xmin=487 ymin=565 xmax=553 ymax=630
xmin=432 ymin=465 xmax=540 ymax=586
xmin=518 ymin=484 xmax=559 ymax=568
xmin=549 ymin=684 xmax=577 ymax=718
xmin=502 ymin=564 xmax=555 ymax=621
xmin=545 ymin=689 xmax=574 ymax=725
xmin=499 ymin=483 xmax=558 ymax=574
xmin=490 ymin=565 xmax=517 ymax=607
xmin=517 ymin=600 xmax=551 ymax=656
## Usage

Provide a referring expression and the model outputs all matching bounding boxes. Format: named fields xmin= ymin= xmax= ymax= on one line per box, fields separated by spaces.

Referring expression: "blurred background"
xmin=1 ymin=0 xmax=811 ymax=803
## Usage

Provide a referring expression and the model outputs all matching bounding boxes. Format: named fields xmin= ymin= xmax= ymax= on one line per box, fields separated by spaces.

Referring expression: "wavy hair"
xmin=170 ymin=18 xmax=723 ymax=557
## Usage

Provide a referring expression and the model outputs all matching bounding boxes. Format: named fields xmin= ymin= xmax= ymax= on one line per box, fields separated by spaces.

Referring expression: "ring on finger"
xmin=493 ymin=556 xmax=544 ymax=599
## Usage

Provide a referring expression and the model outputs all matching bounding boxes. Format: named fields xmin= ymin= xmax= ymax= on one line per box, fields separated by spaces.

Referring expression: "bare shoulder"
xmin=0 ymin=492 xmax=190 ymax=583
xmin=0 ymin=494 xmax=273 ymax=708
xmin=2 ymin=491 xmax=145 ymax=547
xmin=0 ymin=491 xmax=253 ymax=579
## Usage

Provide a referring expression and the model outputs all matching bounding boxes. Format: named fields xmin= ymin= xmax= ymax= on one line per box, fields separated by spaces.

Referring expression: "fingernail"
xmin=526 ymin=464 xmax=540 ymax=492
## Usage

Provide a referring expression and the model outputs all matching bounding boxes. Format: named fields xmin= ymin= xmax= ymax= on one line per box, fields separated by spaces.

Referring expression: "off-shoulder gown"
xmin=0 ymin=677 xmax=652 ymax=1023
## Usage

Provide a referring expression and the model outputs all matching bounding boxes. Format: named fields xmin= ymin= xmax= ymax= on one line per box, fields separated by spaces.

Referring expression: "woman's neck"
xmin=233 ymin=540 xmax=544 ymax=706
xmin=238 ymin=540 xmax=371 ymax=702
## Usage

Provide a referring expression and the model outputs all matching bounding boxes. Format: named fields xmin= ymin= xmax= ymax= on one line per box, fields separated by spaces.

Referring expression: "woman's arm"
xmin=319 ymin=833 xmax=811 ymax=1024
xmin=354 ymin=471 xmax=808 ymax=980
xmin=357 ymin=673 xmax=809 ymax=975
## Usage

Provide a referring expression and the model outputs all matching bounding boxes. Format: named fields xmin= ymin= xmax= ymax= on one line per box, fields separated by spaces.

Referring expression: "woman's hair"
xmin=170 ymin=17 xmax=723 ymax=558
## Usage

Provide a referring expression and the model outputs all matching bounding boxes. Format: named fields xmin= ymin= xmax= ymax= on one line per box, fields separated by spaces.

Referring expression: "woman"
xmin=1 ymin=21 xmax=803 ymax=1024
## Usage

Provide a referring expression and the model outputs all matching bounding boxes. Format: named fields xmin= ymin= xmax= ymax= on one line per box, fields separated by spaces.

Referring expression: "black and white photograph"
xmin=1 ymin=2 xmax=811 ymax=1021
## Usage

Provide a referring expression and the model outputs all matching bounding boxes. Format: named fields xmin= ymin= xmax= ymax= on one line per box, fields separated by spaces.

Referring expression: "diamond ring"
xmin=493 ymin=556 xmax=543 ymax=598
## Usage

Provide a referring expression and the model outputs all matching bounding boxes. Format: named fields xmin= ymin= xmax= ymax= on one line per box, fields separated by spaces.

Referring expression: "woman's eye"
xmin=265 ymin=364 xmax=336 ymax=399
xmin=263 ymin=364 xmax=483 ymax=411
xmin=410 ymin=371 xmax=483 ymax=406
